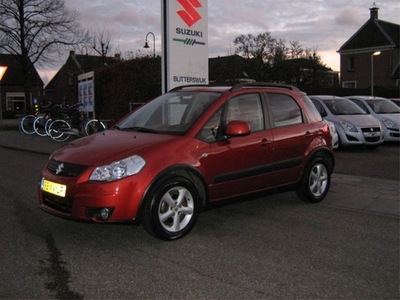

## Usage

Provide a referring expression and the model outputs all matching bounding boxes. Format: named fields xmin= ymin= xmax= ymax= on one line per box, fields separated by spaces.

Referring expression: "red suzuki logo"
xmin=177 ymin=0 xmax=202 ymax=27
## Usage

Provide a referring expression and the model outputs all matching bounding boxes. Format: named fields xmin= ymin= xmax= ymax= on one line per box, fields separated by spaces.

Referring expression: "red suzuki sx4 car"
xmin=39 ymin=83 xmax=334 ymax=240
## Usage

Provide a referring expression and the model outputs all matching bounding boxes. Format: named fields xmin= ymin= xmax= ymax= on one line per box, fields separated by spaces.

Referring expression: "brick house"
xmin=0 ymin=53 xmax=44 ymax=118
xmin=337 ymin=4 xmax=400 ymax=93
xmin=44 ymin=50 xmax=119 ymax=106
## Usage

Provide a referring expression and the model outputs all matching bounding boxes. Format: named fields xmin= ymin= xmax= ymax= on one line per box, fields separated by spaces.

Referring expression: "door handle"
xmin=260 ymin=138 xmax=272 ymax=147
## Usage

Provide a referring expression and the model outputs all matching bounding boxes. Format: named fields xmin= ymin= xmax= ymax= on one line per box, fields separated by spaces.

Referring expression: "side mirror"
xmin=224 ymin=120 xmax=251 ymax=137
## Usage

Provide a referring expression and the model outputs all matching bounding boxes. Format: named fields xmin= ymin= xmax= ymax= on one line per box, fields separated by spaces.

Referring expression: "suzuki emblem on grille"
xmin=56 ymin=163 xmax=64 ymax=174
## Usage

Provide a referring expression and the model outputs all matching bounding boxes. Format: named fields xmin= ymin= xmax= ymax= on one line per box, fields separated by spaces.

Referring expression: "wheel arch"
xmin=302 ymin=148 xmax=335 ymax=180
xmin=135 ymin=165 xmax=208 ymax=224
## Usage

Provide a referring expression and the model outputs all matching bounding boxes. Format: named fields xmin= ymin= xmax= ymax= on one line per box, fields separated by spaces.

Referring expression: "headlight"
xmin=89 ymin=155 xmax=146 ymax=181
xmin=340 ymin=120 xmax=358 ymax=132
xmin=381 ymin=118 xmax=398 ymax=130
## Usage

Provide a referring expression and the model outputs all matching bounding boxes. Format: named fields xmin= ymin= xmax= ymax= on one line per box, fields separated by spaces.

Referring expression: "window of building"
xmin=6 ymin=93 xmax=25 ymax=111
xmin=342 ymin=81 xmax=357 ymax=89
xmin=347 ymin=57 xmax=355 ymax=71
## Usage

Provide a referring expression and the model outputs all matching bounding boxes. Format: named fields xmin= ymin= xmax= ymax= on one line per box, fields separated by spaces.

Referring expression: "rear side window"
xmin=303 ymin=96 xmax=323 ymax=121
xmin=268 ymin=94 xmax=303 ymax=127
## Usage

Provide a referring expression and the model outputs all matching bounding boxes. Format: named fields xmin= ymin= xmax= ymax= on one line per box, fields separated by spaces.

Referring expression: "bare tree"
xmin=90 ymin=27 xmax=113 ymax=65
xmin=233 ymin=32 xmax=329 ymax=84
xmin=234 ymin=32 xmax=276 ymax=62
xmin=0 ymin=0 xmax=89 ymax=110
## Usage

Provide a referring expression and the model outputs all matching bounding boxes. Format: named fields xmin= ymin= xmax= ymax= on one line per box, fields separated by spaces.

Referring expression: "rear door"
xmin=197 ymin=92 xmax=275 ymax=201
xmin=265 ymin=92 xmax=316 ymax=184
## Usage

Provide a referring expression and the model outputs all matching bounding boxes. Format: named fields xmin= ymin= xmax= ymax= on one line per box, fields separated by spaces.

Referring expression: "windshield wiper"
xmin=118 ymin=126 xmax=159 ymax=133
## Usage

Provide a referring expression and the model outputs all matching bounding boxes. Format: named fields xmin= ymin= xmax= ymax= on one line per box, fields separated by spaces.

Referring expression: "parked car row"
xmin=310 ymin=95 xmax=400 ymax=149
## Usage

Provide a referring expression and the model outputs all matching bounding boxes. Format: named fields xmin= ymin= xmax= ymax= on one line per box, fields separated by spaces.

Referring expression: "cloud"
xmin=38 ymin=0 xmax=400 ymax=84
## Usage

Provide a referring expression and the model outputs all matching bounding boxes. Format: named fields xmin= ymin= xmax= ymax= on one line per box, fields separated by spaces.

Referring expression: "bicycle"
xmin=20 ymin=102 xmax=53 ymax=135
xmin=20 ymin=113 xmax=37 ymax=134
xmin=32 ymin=103 xmax=64 ymax=137
xmin=47 ymin=103 xmax=106 ymax=142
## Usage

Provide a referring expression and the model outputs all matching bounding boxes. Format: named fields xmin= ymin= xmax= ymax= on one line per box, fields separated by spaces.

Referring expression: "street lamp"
xmin=0 ymin=65 xmax=8 ymax=131
xmin=371 ymin=51 xmax=381 ymax=96
xmin=144 ymin=32 xmax=156 ymax=57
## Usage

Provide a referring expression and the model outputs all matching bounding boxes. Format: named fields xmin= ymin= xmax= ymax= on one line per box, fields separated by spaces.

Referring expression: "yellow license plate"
xmin=41 ymin=178 xmax=67 ymax=197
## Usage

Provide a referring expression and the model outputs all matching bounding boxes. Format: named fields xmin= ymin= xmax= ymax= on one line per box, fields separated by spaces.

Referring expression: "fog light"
xmin=85 ymin=207 xmax=115 ymax=221
xmin=100 ymin=208 xmax=110 ymax=220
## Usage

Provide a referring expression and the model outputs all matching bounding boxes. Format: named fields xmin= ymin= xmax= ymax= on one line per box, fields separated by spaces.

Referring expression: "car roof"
xmin=169 ymin=82 xmax=301 ymax=93
xmin=309 ymin=95 xmax=349 ymax=101
xmin=346 ymin=96 xmax=390 ymax=101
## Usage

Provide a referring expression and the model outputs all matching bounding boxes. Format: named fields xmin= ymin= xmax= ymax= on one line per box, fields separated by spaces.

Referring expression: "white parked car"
xmin=346 ymin=96 xmax=400 ymax=143
xmin=310 ymin=95 xmax=383 ymax=148
xmin=324 ymin=119 xmax=339 ymax=149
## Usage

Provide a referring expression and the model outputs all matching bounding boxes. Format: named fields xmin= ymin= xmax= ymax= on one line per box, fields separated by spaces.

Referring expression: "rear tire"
xmin=142 ymin=176 xmax=200 ymax=240
xmin=48 ymin=120 xmax=71 ymax=142
xmin=296 ymin=156 xmax=331 ymax=203
xmin=33 ymin=115 xmax=51 ymax=136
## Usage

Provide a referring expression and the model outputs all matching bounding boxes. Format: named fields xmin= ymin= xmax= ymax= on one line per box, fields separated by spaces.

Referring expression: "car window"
xmin=197 ymin=93 xmax=265 ymax=143
xmin=225 ymin=94 xmax=264 ymax=132
xmin=303 ymin=96 xmax=323 ymax=121
xmin=365 ymin=99 xmax=400 ymax=114
xmin=311 ymin=99 xmax=327 ymax=117
xmin=268 ymin=94 xmax=303 ymax=127
xmin=349 ymin=99 xmax=370 ymax=114
xmin=323 ymin=99 xmax=366 ymax=115
xmin=197 ymin=107 xmax=223 ymax=142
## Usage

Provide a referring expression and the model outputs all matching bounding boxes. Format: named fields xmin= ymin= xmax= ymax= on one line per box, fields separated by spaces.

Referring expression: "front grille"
xmin=47 ymin=159 xmax=88 ymax=177
xmin=361 ymin=127 xmax=381 ymax=142
xmin=361 ymin=127 xmax=380 ymax=133
xmin=42 ymin=192 xmax=73 ymax=213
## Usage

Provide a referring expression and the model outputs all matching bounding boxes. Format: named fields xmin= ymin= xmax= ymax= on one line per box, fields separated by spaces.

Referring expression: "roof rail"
xmin=230 ymin=82 xmax=300 ymax=92
xmin=169 ymin=84 xmax=210 ymax=92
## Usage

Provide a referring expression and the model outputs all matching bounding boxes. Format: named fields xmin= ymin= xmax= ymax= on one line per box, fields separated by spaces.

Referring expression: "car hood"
xmin=51 ymin=130 xmax=186 ymax=166
xmin=332 ymin=114 xmax=381 ymax=127
xmin=374 ymin=113 xmax=400 ymax=124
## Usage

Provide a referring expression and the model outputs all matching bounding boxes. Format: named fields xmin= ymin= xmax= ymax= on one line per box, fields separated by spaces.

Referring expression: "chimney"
xmin=370 ymin=2 xmax=379 ymax=20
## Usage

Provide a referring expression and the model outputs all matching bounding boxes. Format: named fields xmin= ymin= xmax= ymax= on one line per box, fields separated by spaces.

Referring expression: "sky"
xmin=38 ymin=0 xmax=400 ymax=85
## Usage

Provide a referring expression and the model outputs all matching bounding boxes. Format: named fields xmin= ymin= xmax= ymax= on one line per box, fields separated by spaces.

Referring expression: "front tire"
xmin=142 ymin=176 xmax=200 ymax=240
xmin=296 ymin=156 xmax=331 ymax=203
xmin=84 ymin=119 xmax=106 ymax=135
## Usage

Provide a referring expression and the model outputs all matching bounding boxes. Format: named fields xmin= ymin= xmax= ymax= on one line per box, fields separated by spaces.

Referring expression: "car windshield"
xmin=114 ymin=91 xmax=221 ymax=135
xmin=323 ymin=99 xmax=366 ymax=115
xmin=365 ymin=99 xmax=400 ymax=114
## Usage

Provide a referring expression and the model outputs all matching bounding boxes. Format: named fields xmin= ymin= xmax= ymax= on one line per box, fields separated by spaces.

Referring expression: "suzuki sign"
xmin=162 ymin=0 xmax=208 ymax=92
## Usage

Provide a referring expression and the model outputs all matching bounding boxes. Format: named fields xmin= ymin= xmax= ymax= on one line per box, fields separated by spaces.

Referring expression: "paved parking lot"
xmin=0 ymin=118 xmax=398 ymax=218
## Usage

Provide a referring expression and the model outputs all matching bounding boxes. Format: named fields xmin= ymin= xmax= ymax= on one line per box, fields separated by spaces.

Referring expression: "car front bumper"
xmin=38 ymin=168 xmax=153 ymax=223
